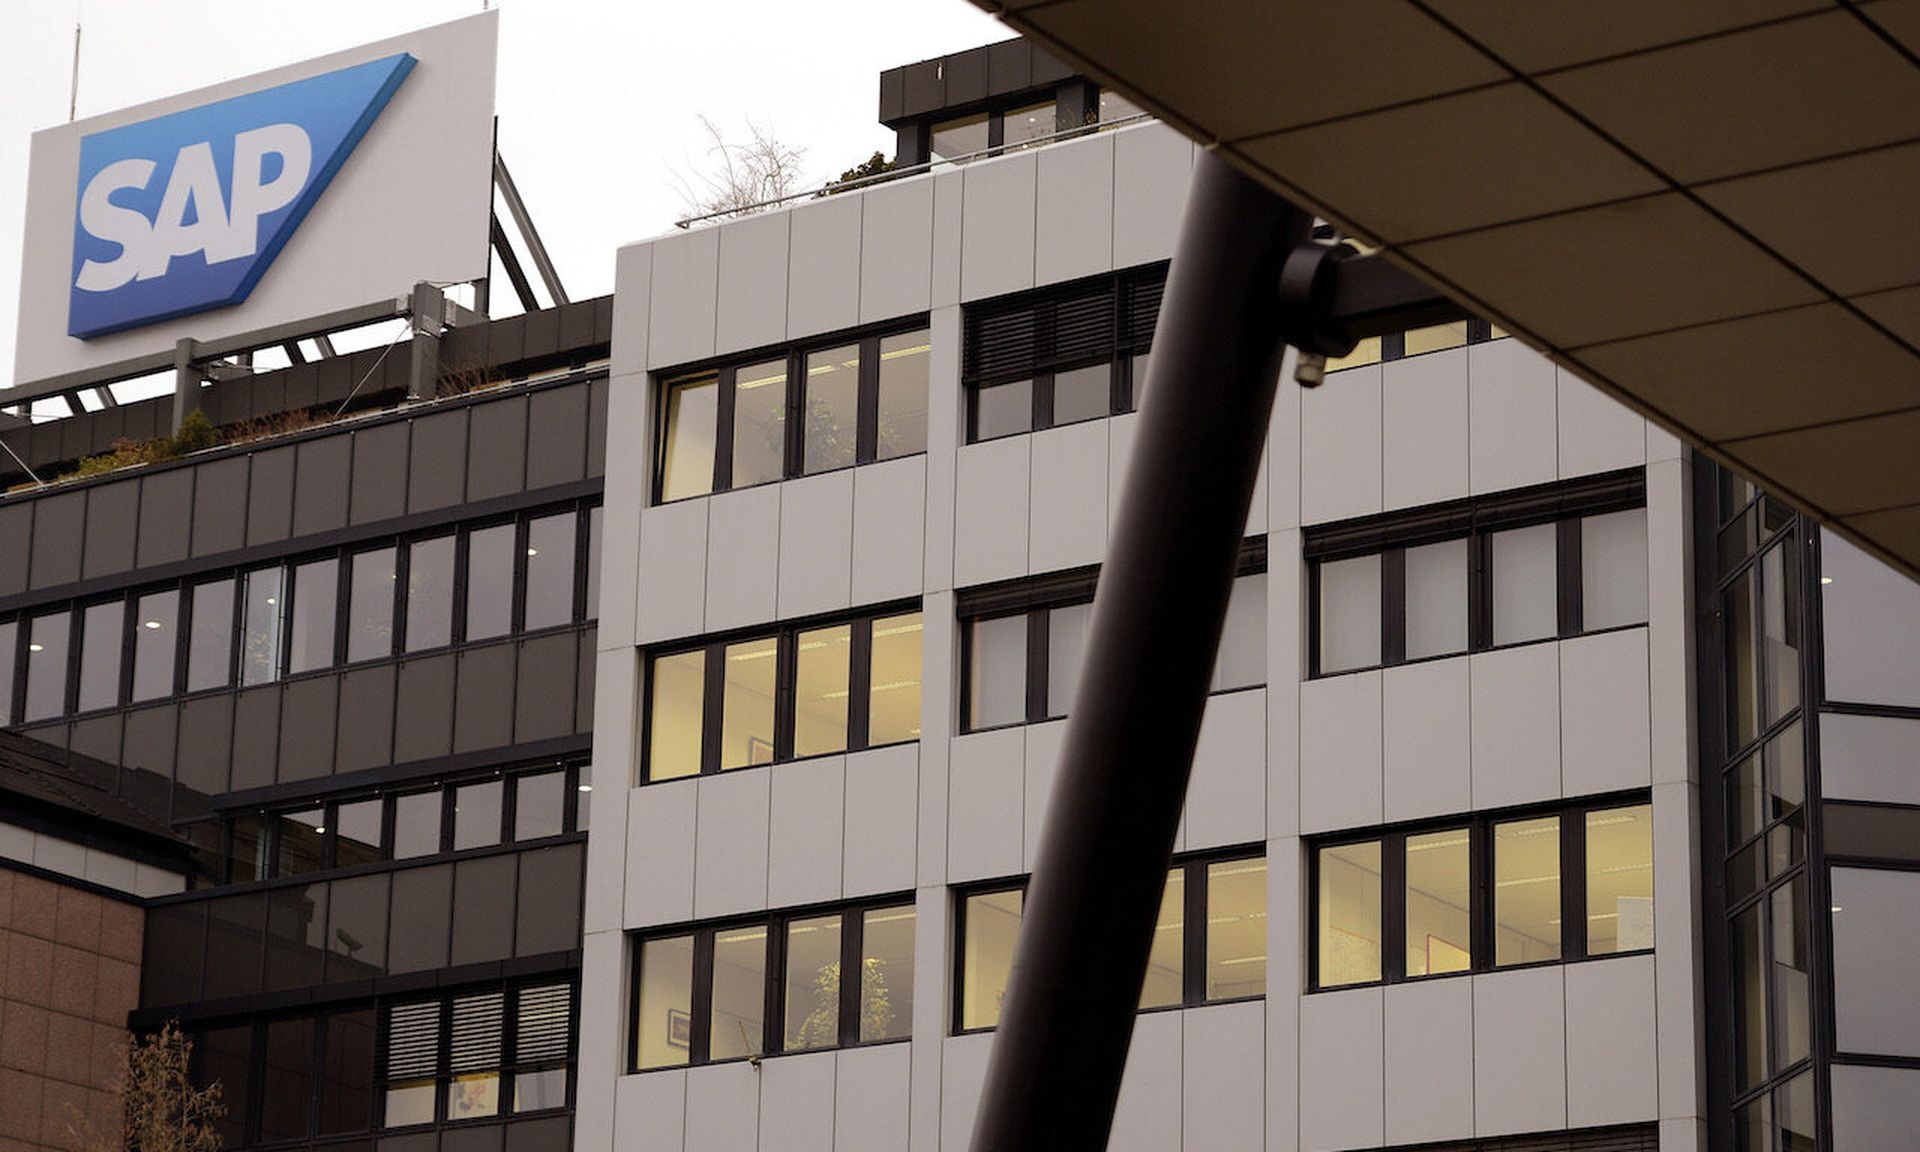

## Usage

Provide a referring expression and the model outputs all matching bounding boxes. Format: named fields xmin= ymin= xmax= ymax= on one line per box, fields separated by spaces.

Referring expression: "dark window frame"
xmin=651 ymin=318 xmax=933 ymax=505
xmin=626 ymin=894 xmax=917 ymax=1071
xmin=951 ymin=845 xmax=1267 ymax=1036
xmin=1305 ymin=792 xmax=1656 ymax=993
xmin=1306 ymin=469 xmax=1647 ymax=678
xmin=956 ymin=540 xmax=1267 ymax=733
xmin=364 ymin=978 xmax=579 ymax=1136
xmin=638 ymin=601 xmax=924 ymax=782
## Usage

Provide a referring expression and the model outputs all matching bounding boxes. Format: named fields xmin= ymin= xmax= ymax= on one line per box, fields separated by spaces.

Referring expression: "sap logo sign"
xmin=67 ymin=53 xmax=415 ymax=339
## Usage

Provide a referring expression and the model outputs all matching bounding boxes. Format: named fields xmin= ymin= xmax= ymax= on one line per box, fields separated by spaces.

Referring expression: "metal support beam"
xmin=170 ymin=337 xmax=202 ymax=433
xmin=493 ymin=155 xmax=569 ymax=306
xmin=968 ymin=150 xmax=1308 ymax=1152
xmin=407 ymin=282 xmax=445 ymax=401
xmin=491 ymin=215 xmax=541 ymax=314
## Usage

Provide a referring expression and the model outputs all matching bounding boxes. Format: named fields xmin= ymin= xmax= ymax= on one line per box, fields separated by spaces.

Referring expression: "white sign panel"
xmin=11 ymin=11 xmax=497 ymax=386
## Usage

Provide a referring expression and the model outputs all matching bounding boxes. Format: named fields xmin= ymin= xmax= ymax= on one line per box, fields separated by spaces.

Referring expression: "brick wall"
xmin=0 ymin=866 xmax=143 ymax=1152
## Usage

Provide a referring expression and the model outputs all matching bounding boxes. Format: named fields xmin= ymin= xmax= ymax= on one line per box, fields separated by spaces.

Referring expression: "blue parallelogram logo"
xmin=66 ymin=52 xmax=415 ymax=339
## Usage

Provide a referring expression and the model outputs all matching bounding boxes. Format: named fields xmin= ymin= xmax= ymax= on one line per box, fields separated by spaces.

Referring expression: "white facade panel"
xmin=585 ymin=649 xmax=638 ymax=932
xmin=1107 ymin=414 xmax=1140 ymax=535
xmin=852 ymin=456 xmax=929 ymax=606
xmin=1182 ymin=1001 xmax=1265 ymax=1152
xmin=947 ymin=727 xmax=1027 ymax=883
xmin=1472 ymin=967 xmax=1567 ymax=1137
xmin=577 ymin=932 xmax=626 ymax=1152
xmin=1301 ymin=364 xmax=1383 ymax=526
xmin=616 ymin=1071 xmax=687 ymax=1152
xmin=939 ymin=1033 xmax=993 ymax=1152
xmin=835 ymin=1044 xmax=912 ymax=1152
xmin=1559 ymin=628 xmax=1653 ymax=797
xmin=1832 ymin=1064 xmax=1920 ymax=1152
xmin=1820 ymin=712 xmax=1920 ymax=804
xmin=767 ymin=756 xmax=847 ymax=909
xmin=1385 ymin=979 xmax=1475 ymax=1146
xmin=860 ymin=176 xmax=935 ymax=325
xmin=1110 ymin=1010 xmax=1182 ymax=1152
xmin=1035 ymin=133 xmax=1114 ymax=286
xmin=1023 ymin=720 xmax=1067 ymax=873
xmin=703 ymin=486 xmax=782 ymax=632
xmin=778 ymin=471 xmax=857 ymax=620
xmin=715 ymin=210 xmax=791 ymax=355
xmin=953 ymin=437 xmax=1031 ymax=587
xmin=1382 ymin=657 xmax=1472 ymax=824
xmin=1028 ymin=421 xmax=1109 ymax=574
xmin=1382 ymin=348 xmax=1470 ymax=510
xmin=1565 ymin=955 xmax=1660 ymax=1128
xmin=787 ymin=193 xmax=863 ymax=340
xmin=1469 ymin=644 xmax=1562 ymax=810
xmin=1299 ymin=988 xmax=1385 ymax=1152
xmin=1186 ymin=688 xmax=1268 ymax=851
xmin=1557 ymin=369 xmax=1646 ymax=479
xmin=758 ymin=1052 xmax=837 ymax=1152
xmin=931 ymin=171 xmax=964 ymax=309
xmin=1299 ymin=671 xmax=1383 ymax=834
xmin=685 ymin=1062 xmax=762 ymax=1152
xmin=636 ymin=499 xmax=710 ymax=645
xmin=599 ymin=374 xmax=647 ymax=650
xmin=693 ymin=768 xmax=772 ymax=918
xmin=1468 ymin=340 xmax=1558 ymax=495
xmin=842 ymin=745 xmax=920 ymax=898
xmin=611 ymin=243 xmax=654 ymax=379
xmin=959 ymin=152 xmax=1038 ymax=303
xmin=626 ymin=781 xmax=697 ymax=927
xmin=648 ymin=226 xmax=722 ymax=370
xmin=1111 ymin=123 xmax=1194 ymax=268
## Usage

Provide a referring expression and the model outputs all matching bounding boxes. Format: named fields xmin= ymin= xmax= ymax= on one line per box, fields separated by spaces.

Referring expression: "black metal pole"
xmin=967 ymin=151 xmax=1308 ymax=1151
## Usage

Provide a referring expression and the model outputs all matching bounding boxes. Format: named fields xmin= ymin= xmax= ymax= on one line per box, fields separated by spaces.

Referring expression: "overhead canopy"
xmin=973 ymin=0 xmax=1920 ymax=579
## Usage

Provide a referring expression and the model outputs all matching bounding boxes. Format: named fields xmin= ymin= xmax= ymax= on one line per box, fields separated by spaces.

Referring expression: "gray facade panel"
xmin=292 ymin=435 xmax=352 ymax=537
xmin=394 ymin=654 xmax=455 ymax=764
xmin=575 ymin=625 xmax=596 ymax=734
xmin=387 ymin=864 xmax=452 ymax=973
xmin=230 ymin=685 xmax=280 ymax=791
xmin=123 ymin=702 xmax=177 ymax=786
xmin=466 ymin=395 xmax=529 ymax=503
xmin=503 ymin=1116 xmax=568 ymax=1152
xmin=28 ymin=490 xmax=85 ymax=589
xmin=407 ymin=409 xmax=468 ymax=514
xmin=81 ymin=480 xmax=139 ymax=579
xmin=191 ymin=457 xmax=249 ymax=557
xmin=586 ymin=378 xmax=608 ymax=479
xmin=443 ymin=1122 xmax=504 ymax=1152
xmin=453 ymin=641 xmax=517 ymax=753
xmin=513 ymin=633 xmax=577 ymax=744
xmin=277 ymin=674 xmax=338 ymax=783
xmin=68 ymin=712 xmax=123 ymax=767
xmin=335 ymin=664 xmax=397 ymax=775
xmin=526 ymin=385 xmax=588 ymax=490
xmin=514 ymin=842 xmax=582 ymax=956
xmin=450 ymin=853 xmax=517 ymax=965
xmin=136 ymin=468 xmax=194 ymax=568
xmin=175 ymin=694 xmax=233 ymax=799
xmin=0 ymin=503 xmax=30 ymax=595
xmin=349 ymin=422 xmax=410 ymax=525
xmin=246 ymin=447 xmax=296 ymax=546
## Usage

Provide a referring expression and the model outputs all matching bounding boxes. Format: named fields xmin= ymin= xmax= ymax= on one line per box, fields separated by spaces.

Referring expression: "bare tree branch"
xmin=672 ymin=115 xmax=809 ymax=220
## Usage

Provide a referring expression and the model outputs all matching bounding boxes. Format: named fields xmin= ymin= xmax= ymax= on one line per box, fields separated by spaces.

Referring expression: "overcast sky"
xmin=0 ymin=0 xmax=1009 ymax=384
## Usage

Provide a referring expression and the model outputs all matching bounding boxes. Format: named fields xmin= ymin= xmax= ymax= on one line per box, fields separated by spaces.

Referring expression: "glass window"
xmin=241 ymin=566 xmax=284 ymax=685
xmin=867 ymin=613 xmax=923 ymax=746
xmin=392 ymin=790 xmax=443 ymax=860
xmin=288 ymin=558 xmax=339 ymax=674
xmin=793 ymin=624 xmax=851 ymax=758
xmin=405 ymin=536 xmax=455 ymax=652
xmin=200 ymin=1025 xmax=253 ymax=1148
xmin=24 ymin=610 xmax=71 ymax=721
xmin=635 ymin=935 xmax=694 ymax=1070
xmin=77 ymin=600 xmax=122 ymax=712
xmin=1003 ymin=100 xmax=1056 ymax=149
xmin=733 ymin=359 xmax=787 ymax=488
xmin=229 ymin=815 xmax=267 ymax=883
xmin=512 ymin=984 xmax=573 ymax=1113
xmin=318 ymin=1008 xmax=375 ymax=1135
xmin=334 ymin=799 xmax=383 ymax=868
xmin=585 ymin=506 xmax=602 ymax=623
xmin=783 ymin=914 xmax=843 ymax=1051
xmin=1318 ymin=554 xmax=1380 ymax=674
xmin=930 ymin=113 xmax=988 ymax=161
xmin=968 ymin=614 xmax=1027 ymax=729
xmin=1771 ymin=876 xmax=1812 ymax=1072
xmin=721 ymin=637 xmax=777 ymax=770
xmin=1490 ymin=523 xmax=1558 ymax=645
xmin=803 ymin=345 xmax=860 ymax=474
xmin=446 ymin=992 xmax=502 ymax=1121
xmin=1732 ymin=901 xmax=1767 ymax=1092
xmin=649 ymin=650 xmax=707 ymax=780
xmin=1820 ymin=528 xmax=1920 ymax=708
xmin=1404 ymin=322 xmax=1469 ymax=356
xmin=974 ymin=379 xmax=1033 ymax=440
xmin=1404 ymin=538 xmax=1468 ymax=660
xmin=1206 ymin=858 xmax=1267 ymax=1000
xmin=876 ymin=330 xmax=930 ymax=461
xmin=1318 ymin=841 xmax=1381 ymax=987
xmin=860 ymin=905 xmax=914 ymax=1043
xmin=465 ymin=524 xmax=516 ymax=641
xmin=132 ymin=590 xmax=178 ymax=702
xmin=1829 ymin=867 xmax=1920 ymax=1057
xmin=382 ymin=1000 xmax=440 ymax=1127
xmin=710 ymin=924 xmax=767 ymax=1061
xmin=261 ymin=1013 xmax=316 ymax=1141
xmin=1051 ymin=364 xmax=1110 ymax=425
xmin=453 ymin=780 xmax=504 ymax=850
xmin=523 ymin=513 xmax=578 ymax=631
xmin=1493 ymin=816 xmax=1561 ymax=965
xmin=325 ymin=873 xmax=388 ymax=984
xmin=515 ymin=771 xmax=566 ymax=841
xmin=1760 ymin=540 xmax=1801 ymax=727
xmin=1405 ymin=829 xmax=1472 ymax=976
xmin=1585 ymin=804 xmax=1653 ymax=954
xmin=1581 ymin=508 xmax=1647 ymax=630
xmin=576 ymin=765 xmax=593 ymax=832
xmin=347 ymin=548 xmax=396 ymax=662
xmin=660 ymin=372 xmax=719 ymax=501
xmin=1046 ymin=603 xmax=1089 ymax=718
xmin=961 ymin=889 xmax=1022 ymax=1030
xmin=1141 ymin=869 xmax=1184 ymax=1009
xmin=276 ymin=809 xmax=327 ymax=876
xmin=1213 ymin=573 xmax=1266 ymax=691
xmin=0 ymin=621 xmax=13 ymax=725
xmin=1725 ymin=565 xmax=1760 ymax=752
